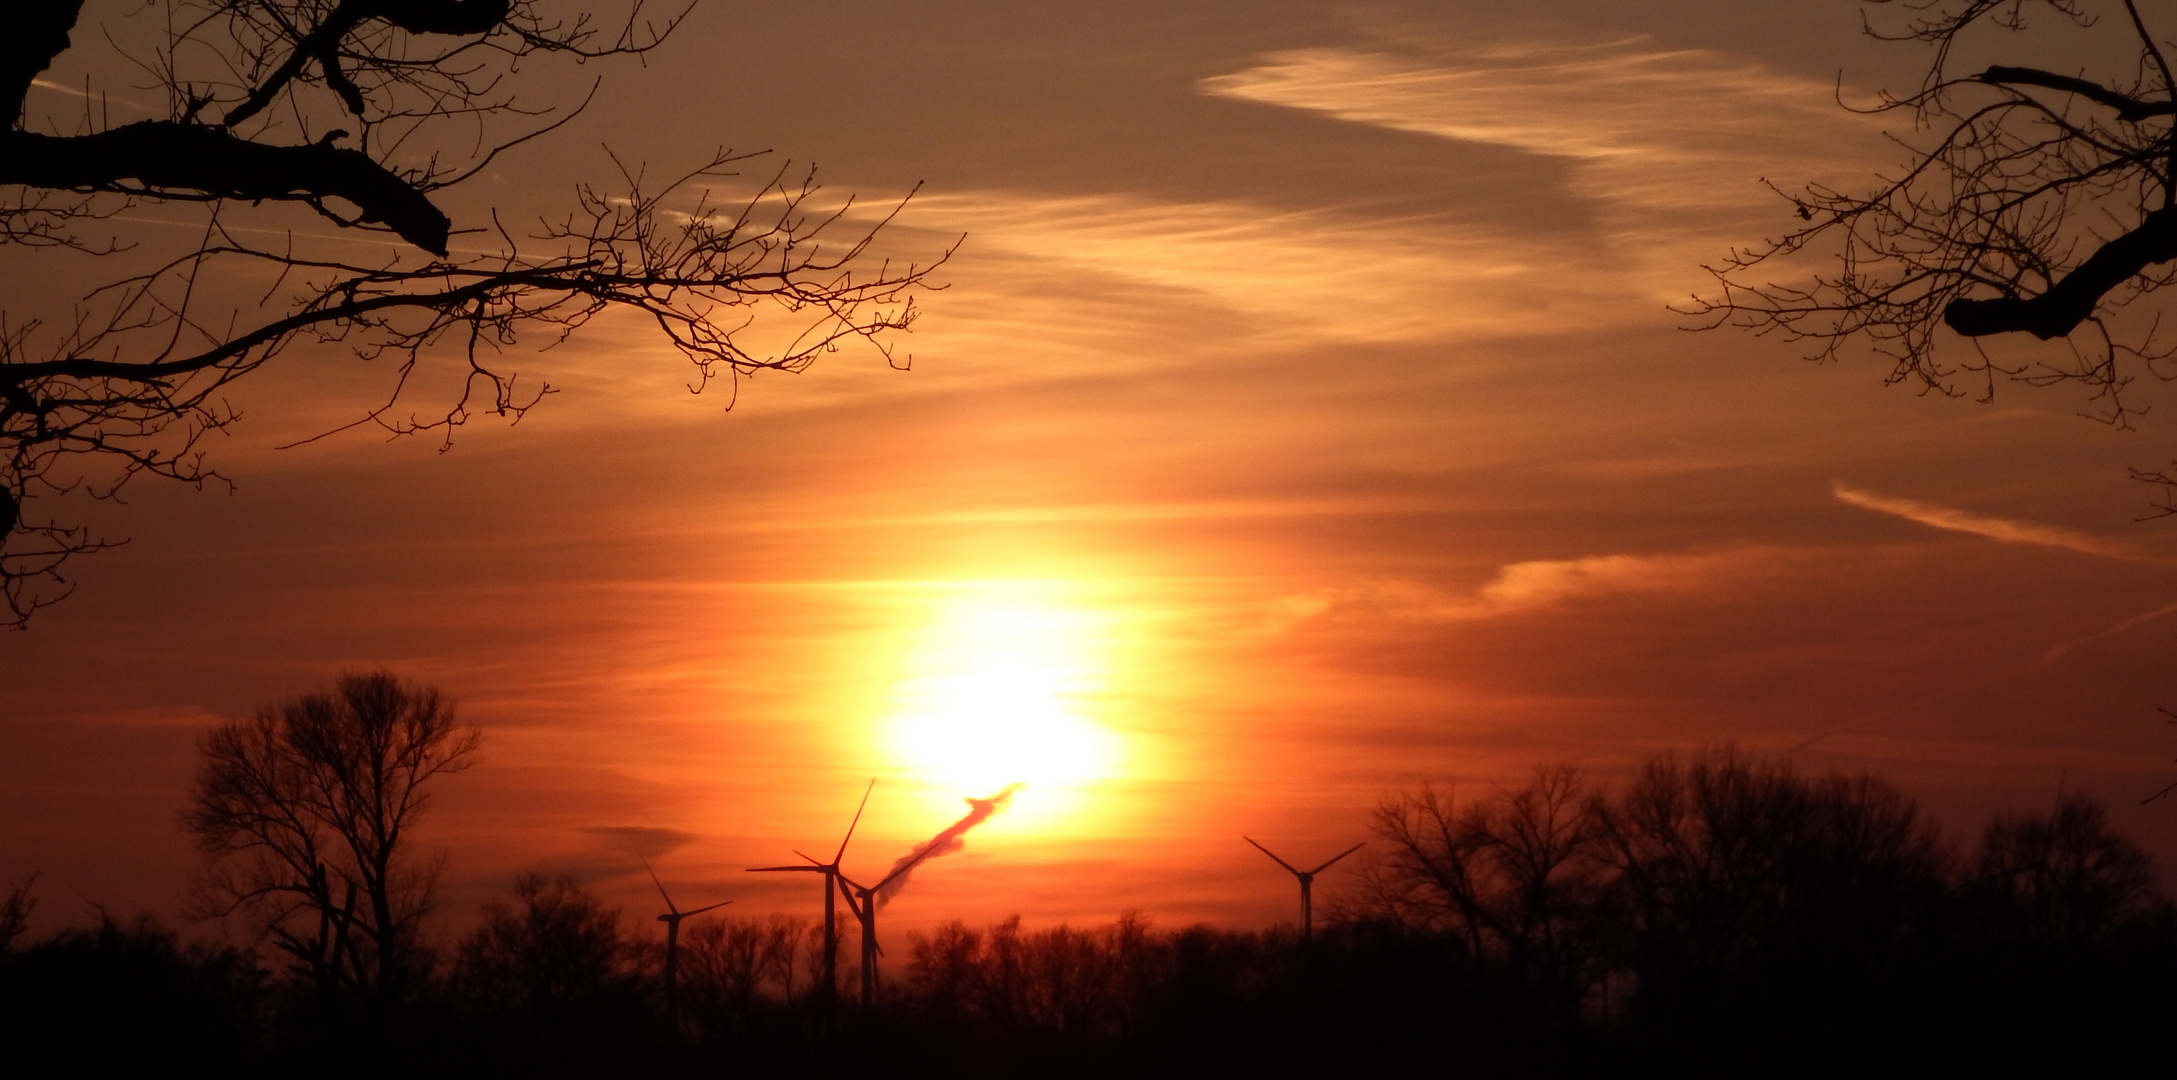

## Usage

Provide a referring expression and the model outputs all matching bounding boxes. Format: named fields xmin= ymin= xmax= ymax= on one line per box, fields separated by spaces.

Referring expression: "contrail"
xmin=1787 ymin=595 xmax=2177 ymax=753
xmin=876 ymin=783 xmax=1023 ymax=908
xmin=1831 ymin=481 xmax=2150 ymax=561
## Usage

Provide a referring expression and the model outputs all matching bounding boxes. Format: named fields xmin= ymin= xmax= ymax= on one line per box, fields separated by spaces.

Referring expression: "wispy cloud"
xmin=29 ymin=77 xmax=91 ymax=99
xmin=905 ymin=190 xmax=1622 ymax=345
xmin=1275 ymin=548 xmax=1776 ymax=627
xmin=1788 ymin=591 xmax=2177 ymax=752
xmin=28 ymin=76 xmax=147 ymax=111
xmin=1832 ymin=482 xmax=2144 ymax=561
xmin=1199 ymin=37 xmax=1891 ymax=297
xmin=1478 ymin=552 xmax=1743 ymax=609
xmin=575 ymin=825 xmax=698 ymax=860
xmin=2036 ymin=598 xmax=2177 ymax=663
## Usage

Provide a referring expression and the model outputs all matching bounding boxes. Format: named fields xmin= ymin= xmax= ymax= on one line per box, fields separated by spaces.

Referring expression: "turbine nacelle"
xmin=1244 ymin=836 xmax=1364 ymax=955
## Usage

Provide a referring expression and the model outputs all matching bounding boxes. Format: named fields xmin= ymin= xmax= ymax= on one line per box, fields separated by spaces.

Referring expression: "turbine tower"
xmin=835 ymin=872 xmax=883 ymax=1008
xmin=1244 ymin=837 xmax=1362 ymax=954
xmin=834 ymin=843 xmax=946 ymax=1009
xmin=745 ymin=779 xmax=873 ymax=1005
xmin=833 ymin=785 xmax=1018 ymax=1008
xmin=644 ymin=858 xmax=731 ymax=1026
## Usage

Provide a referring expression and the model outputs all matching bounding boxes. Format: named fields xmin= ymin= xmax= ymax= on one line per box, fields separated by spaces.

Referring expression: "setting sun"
xmin=878 ymin=586 xmax=1122 ymax=804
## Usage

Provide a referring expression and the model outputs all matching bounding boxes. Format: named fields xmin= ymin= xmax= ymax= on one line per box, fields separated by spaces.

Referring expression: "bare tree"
xmin=1687 ymin=1 xmax=2177 ymax=504
xmin=906 ymin=914 xmax=1153 ymax=1038
xmin=683 ymin=914 xmax=821 ymax=1016
xmin=183 ymin=669 xmax=480 ymax=999
xmin=1971 ymin=793 xmax=2170 ymax=946
xmin=453 ymin=874 xmax=644 ymax=1018
xmin=0 ymin=875 xmax=34 ymax=954
xmin=1593 ymin=749 xmax=1948 ymax=1014
xmin=1353 ymin=766 xmax=1610 ymax=1021
xmin=1 ymin=1 xmax=945 ymax=625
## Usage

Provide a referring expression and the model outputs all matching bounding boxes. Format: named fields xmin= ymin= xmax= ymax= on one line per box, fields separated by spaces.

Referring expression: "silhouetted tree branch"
xmin=1687 ymin=0 xmax=2176 ymax=503
xmin=1 ymin=1 xmax=946 ymax=626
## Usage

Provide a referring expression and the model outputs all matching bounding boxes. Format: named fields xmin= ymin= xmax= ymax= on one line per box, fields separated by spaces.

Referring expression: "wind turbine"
xmin=835 ymin=871 xmax=883 ymax=1009
xmin=745 ymin=779 xmax=873 ymax=1005
xmin=1244 ymin=837 xmax=1363 ymax=953
xmin=833 ymin=785 xmax=1021 ymax=1008
xmin=833 ymin=845 xmax=943 ymax=1009
xmin=644 ymin=858 xmax=731 ymax=1026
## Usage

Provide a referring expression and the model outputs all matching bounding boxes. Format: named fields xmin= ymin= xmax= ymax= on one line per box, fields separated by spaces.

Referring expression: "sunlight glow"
xmin=879 ymin=586 xmax=1122 ymax=819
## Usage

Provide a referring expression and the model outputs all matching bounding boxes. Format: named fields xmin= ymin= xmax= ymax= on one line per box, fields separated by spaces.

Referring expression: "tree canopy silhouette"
xmin=1689 ymin=1 xmax=2177 ymax=503
xmin=183 ymin=670 xmax=480 ymax=1000
xmin=16 ymin=748 xmax=2177 ymax=1077
xmin=0 ymin=1 xmax=944 ymax=626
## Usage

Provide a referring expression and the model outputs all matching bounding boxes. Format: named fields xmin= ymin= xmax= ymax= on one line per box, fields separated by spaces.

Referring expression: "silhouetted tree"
xmin=0 ymin=875 xmax=33 ymax=954
xmin=183 ymin=670 xmax=479 ymax=1000
xmin=0 ymin=1 xmax=944 ymax=625
xmin=1353 ymin=749 xmax=1962 ymax=1066
xmin=452 ymin=874 xmax=644 ymax=1019
xmin=678 ymin=913 xmax=819 ymax=1027
xmin=1354 ymin=765 xmax=1610 ymax=1022
xmin=908 ymin=915 xmax=1154 ymax=1037
xmin=1971 ymin=793 xmax=2171 ymax=946
xmin=1594 ymin=752 xmax=1947 ymax=1000
xmin=1689 ymin=1 xmax=2177 ymax=506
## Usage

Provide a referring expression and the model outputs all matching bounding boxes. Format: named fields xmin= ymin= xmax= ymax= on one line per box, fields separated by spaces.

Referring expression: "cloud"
xmin=1788 ymin=591 xmax=2177 ymax=752
xmin=1832 ymin=482 xmax=2144 ymax=561
xmin=1478 ymin=552 xmax=1739 ymax=608
xmin=493 ymin=826 xmax=702 ymax=887
xmin=904 ymin=189 xmax=1623 ymax=346
xmin=26 ymin=77 xmax=150 ymax=114
xmin=1199 ymin=37 xmax=1892 ymax=297
xmin=29 ymin=78 xmax=93 ymax=99
xmin=2035 ymin=598 xmax=2177 ymax=664
xmin=572 ymin=825 xmax=697 ymax=860
xmin=1275 ymin=548 xmax=1776 ymax=627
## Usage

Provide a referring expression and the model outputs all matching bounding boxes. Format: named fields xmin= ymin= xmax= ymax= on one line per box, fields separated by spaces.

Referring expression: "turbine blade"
xmin=1306 ymin=842 xmax=1366 ymax=875
xmin=746 ymin=865 xmax=823 ymax=873
xmin=1244 ymin=836 xmax=1303 ymax=877
xmin=684 ymin=900 xmax=733 ymax=916
xmin=835 ymin=877 xmax=868 ymax=918
xmin=642 ymin=855 xmax=679 ymax=913
xmin=834 ymin=778 xmax=876 ymax=864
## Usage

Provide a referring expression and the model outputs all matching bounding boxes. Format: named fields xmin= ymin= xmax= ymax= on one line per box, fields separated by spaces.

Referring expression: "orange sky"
xmin=5 ymin=0 xmax=2176 ymax=942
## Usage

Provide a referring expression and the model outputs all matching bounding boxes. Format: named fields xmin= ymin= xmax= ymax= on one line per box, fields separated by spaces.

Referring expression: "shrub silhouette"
xmin=0 ymin=912 xmax=266 ymax=1071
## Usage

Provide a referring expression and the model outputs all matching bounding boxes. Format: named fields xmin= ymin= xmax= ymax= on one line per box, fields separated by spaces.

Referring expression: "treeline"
xmin=3 ymin=751 xmax=2173 ymax=1078
xmin=1343 ymin=752 xmax=2177 ymax=1075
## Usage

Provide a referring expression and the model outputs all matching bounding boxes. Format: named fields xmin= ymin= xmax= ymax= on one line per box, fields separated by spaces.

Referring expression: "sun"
xmin=878 ymin=587 xmax=1121 ymax=803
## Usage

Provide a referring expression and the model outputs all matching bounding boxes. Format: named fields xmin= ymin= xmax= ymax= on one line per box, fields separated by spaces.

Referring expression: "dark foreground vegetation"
xmin=4 ymin=750 xmax=2173 ymax=1079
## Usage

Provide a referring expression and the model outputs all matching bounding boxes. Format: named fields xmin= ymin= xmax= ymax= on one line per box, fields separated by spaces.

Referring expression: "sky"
xmin=5 ymin=1 xmax=2177 ymax=944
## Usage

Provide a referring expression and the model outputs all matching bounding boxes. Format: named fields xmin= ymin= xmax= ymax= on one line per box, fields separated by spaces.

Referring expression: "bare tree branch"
xmin=1686 ymin=0 xmax=2176 ymax=506
xmin=0 ymin=122 xmax=453 ymax=252
xmin=0 ymin=2 xmax=944 ymax=627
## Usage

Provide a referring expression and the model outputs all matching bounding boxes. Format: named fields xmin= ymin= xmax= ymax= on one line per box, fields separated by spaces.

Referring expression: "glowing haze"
xmin=5 ymin=1 xmax=2176 ymax=941
xmin=879 ymin=588 xmax=1121 ymax=806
